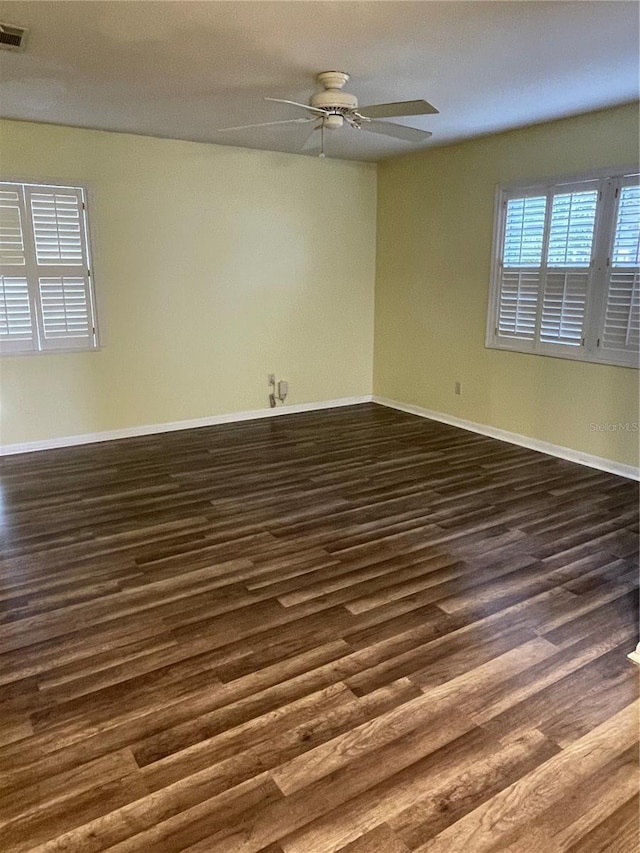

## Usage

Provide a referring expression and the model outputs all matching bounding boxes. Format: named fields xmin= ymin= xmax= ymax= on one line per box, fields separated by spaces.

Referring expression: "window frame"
xmin=0 ymin=176 xmax=101 ymax=356
xmin=486 ymin=166 xmax=639 ymax=369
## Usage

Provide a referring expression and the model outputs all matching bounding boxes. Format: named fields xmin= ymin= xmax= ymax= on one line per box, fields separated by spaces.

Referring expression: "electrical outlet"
xmin=455 ymin=381 xmax=461 ymax=395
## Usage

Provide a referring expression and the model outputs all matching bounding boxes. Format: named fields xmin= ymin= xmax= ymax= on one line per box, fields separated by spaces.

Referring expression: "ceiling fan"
xmin=217 ymin=71 xmax=438 ymax=157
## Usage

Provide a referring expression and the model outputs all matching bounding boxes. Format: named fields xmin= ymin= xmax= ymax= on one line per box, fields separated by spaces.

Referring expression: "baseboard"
xmin=0 ymin=395 xmax=373 ymax=456
xmin=6 ymin=394 xmax=638 ymax=481
xmin=628 ymin=644 xmax=640 ymax=666
xmin=373 ymin=395 xmax=640 ymax=482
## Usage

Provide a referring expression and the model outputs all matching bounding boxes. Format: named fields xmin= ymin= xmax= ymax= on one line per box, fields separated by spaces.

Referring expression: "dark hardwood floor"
xmin=0 ymin=402 xmax=638 ymax=853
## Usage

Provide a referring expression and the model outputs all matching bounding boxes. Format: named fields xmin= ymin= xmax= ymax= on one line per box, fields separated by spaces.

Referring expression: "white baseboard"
xmin=0 ymin=395 xmax=373 ymax=456
xmin=628 ymin=644 xmax=640 ymax=666
xmin=373 ymin=395 xmax=640 ymax=481
xmin=5 ymin=394 xmax=638 ymax=481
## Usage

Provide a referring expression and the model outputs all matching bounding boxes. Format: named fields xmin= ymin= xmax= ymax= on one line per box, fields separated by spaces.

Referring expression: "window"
xmin=0 ymin=180 xmax=99 ymax=354
xmin=486 ymin=169 xmax=639 ymax=368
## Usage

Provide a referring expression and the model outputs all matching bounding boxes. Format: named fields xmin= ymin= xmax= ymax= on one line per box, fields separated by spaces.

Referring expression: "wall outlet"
xmin=454 ymin=381 xmax=461 ymax=395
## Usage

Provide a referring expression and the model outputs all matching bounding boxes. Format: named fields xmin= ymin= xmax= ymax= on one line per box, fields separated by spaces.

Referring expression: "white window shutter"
xmin=0 ymin=275 xmax=35 ymax=352
xmin=488 ymin=170 xmax=639 ymax=368
xmin=0 ymin=184 xmax=37 ymax=352
xmin=28 ymin=188 xmax=85 ymax=266
xmin=503 ymin=196 xmax=546 ymax=266
xmin=495 ymin=194 xmax=546 ymax=347
xmin=24 ymin=185 xmax=96 ymax=351
xmin=39 ymin=275 xmax=92 ymax=343
xmin=602 ymin=271 xmax=639 ymax=352
xmin=612 ymin=184 xmax=640 ymax=267
xmin=0 ymin=182 xmax=97 ymax=355
xmin=537 ymin=187 xmax=597 ymax=350
xmin=601 ymin=182 xmax=640 ymax=365
xmin=0 ymin=188 xmax=26 ymax=265
xmin=497 ymin=271 xmax=540 ymax=339
xmin=547 ymin=189 xmax=598 ymax=268
xmin=540 ymin=271 xmax=589 ymax=346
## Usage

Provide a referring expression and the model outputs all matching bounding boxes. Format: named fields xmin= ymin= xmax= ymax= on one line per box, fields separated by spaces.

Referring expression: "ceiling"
xmin=0 ymin=1 xmax=638 ymax=162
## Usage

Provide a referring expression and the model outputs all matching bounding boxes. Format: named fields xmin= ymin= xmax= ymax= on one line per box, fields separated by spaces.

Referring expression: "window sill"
xmin=485 ymin=340 xmax=639 ymax=369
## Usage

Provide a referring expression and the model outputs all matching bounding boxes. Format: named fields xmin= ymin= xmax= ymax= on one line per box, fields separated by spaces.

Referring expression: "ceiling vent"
xmin=0 ymin=23 xmax=28 ymax=51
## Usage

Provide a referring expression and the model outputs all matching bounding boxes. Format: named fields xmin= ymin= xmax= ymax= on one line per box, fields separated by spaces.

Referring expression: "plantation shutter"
xmin=0 ymin=187 xmax=25 ymax=265
xmin=489 ymin=170 xmax=640 ymax=368
xmin=600 ymin=179 xmax=640 ymax=365
xmin=496 ymin=185 xmax=597 ymax=351
xmin=539 ymin=186 xmax=598 ymax=348
xmin=496 ymin=194 xmax=546 ymax=344
xmin=0 ymin=184 xmax=36 ymax=352
xmin=25 ymin=186 xmax=94 ymax=350
xmin=540 ymin=271 xmax=589 ymax=345
xmin=0 ymin=182 xmax=97 ymax=354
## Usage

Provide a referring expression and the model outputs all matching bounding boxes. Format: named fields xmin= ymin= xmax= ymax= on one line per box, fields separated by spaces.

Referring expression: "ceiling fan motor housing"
xmin=311 ymin=89 xmax=358 ymax=111
xmin=311 ymin=70 xmax=357 ymax=127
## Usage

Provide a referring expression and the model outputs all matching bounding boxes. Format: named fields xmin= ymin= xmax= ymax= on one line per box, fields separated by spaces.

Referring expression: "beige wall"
xmin=374 ymin=103 xmax=639 ymax=467
xmin=0 ymin=120 xmax=377 ymax=445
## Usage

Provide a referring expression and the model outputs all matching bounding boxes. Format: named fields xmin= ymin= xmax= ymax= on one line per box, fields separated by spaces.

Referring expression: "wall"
xmin=374 ymin=103 xmax=639 ymax=468
xmin=0 ymin=120 xmax=376 ymax=445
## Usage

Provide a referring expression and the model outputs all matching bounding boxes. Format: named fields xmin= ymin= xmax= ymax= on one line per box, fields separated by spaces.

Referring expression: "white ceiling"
xmin=0 ymin=1 xmax=638 ymax=162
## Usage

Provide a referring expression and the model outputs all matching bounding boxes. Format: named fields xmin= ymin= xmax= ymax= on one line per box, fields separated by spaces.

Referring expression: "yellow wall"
xmin=374 ymin=103 xmax=640 ymax=467
xmin=0 ymin=120 xmax=377 ymax=445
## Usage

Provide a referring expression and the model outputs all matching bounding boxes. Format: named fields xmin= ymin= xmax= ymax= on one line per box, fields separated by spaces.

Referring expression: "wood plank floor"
xmin=0 ymin=402 xmax=638 ymax=853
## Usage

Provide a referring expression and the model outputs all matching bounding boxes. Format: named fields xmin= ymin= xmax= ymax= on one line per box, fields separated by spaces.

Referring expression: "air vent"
xmin=0 ymin=23 xmax=28 ymax=51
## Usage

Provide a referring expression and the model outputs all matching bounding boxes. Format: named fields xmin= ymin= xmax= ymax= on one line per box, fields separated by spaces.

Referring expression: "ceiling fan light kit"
xmin=217 ymin=71 xmax=438 ymax=157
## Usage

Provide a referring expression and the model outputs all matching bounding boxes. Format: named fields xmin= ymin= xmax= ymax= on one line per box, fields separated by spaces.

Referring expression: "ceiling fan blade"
xmin=358 ymin=99 xmax=439 ymax=119
xmin=217 ymin=117 xmax=315 ymax=133
xmin=360 ymin=121 xmax=432 ymax=142
xmin=264 ymin=98 xmax=327 ymax=116
xmin=301 ymin=124 xmax=322 ymax=151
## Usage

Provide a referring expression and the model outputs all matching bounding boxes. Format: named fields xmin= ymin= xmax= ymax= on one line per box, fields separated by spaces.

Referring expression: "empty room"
xmin=0 ymin=1 xmax=638 ymax=851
